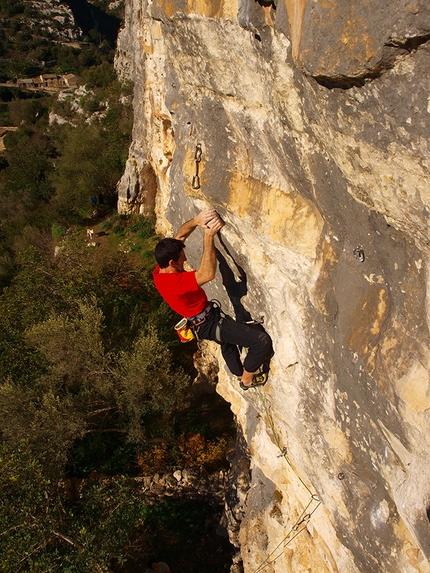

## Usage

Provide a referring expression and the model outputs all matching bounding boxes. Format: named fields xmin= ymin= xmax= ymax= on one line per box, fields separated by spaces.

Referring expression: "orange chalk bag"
xmin=174 ymin=317 xmax=195 ymax=343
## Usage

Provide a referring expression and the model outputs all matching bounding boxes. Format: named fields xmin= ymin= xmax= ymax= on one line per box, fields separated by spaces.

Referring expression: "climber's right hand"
xmin=195 ymin=208 xmax=217 ymax=228
xmin=205 ymin=214 xmax=224 ymax=235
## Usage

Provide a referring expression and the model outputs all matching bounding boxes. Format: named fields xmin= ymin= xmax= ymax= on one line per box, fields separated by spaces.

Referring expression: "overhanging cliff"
xmin=115 ymin=0 xmax=430 ymax=570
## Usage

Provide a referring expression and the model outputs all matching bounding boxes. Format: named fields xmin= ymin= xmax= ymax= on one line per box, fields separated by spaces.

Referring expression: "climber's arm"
xmin=195 ymin=217 xmax=224 ymax=286
xmin=175 ymin=209 xmax=218 ymax=242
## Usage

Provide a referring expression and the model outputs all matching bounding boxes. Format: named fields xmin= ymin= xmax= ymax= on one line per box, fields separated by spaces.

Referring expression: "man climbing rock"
xmin=153 ymin=209 xmax=273 ymax=390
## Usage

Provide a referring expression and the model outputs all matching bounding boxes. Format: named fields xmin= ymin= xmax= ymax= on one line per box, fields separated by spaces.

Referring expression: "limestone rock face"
xmin=115 ymin=1 xmax=430 ymax=571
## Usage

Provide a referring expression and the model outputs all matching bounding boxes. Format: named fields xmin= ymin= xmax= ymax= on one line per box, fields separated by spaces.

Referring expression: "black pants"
xmin=195 ymin=307 xmax=273 ymax=377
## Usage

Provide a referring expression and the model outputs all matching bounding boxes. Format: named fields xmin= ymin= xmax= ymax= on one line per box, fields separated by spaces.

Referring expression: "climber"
xmin=153 ymin=209 xmax=273 ymax=390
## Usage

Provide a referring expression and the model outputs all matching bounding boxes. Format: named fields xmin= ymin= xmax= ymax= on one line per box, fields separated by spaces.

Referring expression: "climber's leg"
xmin=219 ymin=318 xmax=273 ymax=374
xmin=197 ymin=312 xmax=273 ymax=380
xmin=219 ymin=342 xmax=243 ymax=376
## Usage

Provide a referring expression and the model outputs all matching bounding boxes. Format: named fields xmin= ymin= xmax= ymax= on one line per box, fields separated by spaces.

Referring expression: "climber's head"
xmin=155 ymin=238 xmax=186 ymax=269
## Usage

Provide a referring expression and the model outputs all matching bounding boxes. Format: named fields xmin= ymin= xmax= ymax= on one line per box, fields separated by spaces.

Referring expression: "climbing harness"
xmin=192 ymin=143 xmax=202 ymax=189
xmin=191 ymin=300 xmax=267 ymax=346
xmin=187 ymin=301 xmax=214 ymax=326
xmin=249 ymin=388 xmax=321 ymax=573
xmin=174 ymin=301 xmax=216 ymax=343
xmin=182 ymin=300 xmax=224 ymax=344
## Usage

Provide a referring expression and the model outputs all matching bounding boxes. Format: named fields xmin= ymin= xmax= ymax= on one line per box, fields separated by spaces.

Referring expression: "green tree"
xmin=51 ymin=90 xmax=132 ymax=219
xmin=116 ymin=325 xmax=189 ymax=443
xmin=0 ymin=0 xmax=25 ymax=17
xmin=82 ymin=61 xmax=116 ymax=88
xmin=1 ymin=296 xmax=188 ymax=459
xmin=0 ymin=85 xmax=14 ymax=102
xmin=56 ymin=44 xmax=80 ymax=74
xmin=0 ymin=441 xmax=55 ymax=572
xmin=0 ymin=441 xmax=148 ymax=572
xmin=0 ymin=129 xmax=55 ymax=256
xmin=8 ymin=96 xmax=51 ymax=127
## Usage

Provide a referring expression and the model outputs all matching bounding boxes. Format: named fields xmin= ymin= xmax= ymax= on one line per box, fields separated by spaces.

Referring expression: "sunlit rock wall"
xmin=115 ymin=0 xmax=430 ymax=571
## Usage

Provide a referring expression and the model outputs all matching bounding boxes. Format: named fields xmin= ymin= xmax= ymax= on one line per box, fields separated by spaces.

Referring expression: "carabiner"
xmin=195 ymin=144 xmax=202 ymax=162
xmin=192 ymin=175 xmax=200 ymax=189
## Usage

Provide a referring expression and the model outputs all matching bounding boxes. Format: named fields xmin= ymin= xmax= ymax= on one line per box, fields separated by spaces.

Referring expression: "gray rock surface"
xmin=115 ymin=0 xmax=430 ymax=571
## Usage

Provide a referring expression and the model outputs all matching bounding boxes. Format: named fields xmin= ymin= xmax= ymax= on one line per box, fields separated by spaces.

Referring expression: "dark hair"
xmin=147 ymin=557 xmax=158 ymax=568
xmin=154 ymin=238 xmax=185 ymax=268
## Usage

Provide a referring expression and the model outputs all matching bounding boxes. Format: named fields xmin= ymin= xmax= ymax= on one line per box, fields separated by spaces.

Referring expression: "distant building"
xmin=16 ymin=74 xmax=81 ymax=91
xmin=17 ymin=78 xmax=36 ymax=89
xmin=62 ymin=73 xmax=80 ymax=88
xmin=40 ymin=74 xmax=59 ymax=88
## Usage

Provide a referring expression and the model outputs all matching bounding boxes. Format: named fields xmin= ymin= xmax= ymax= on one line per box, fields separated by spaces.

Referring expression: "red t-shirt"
xmin=153 ymin=266 xmax=208 ymax=317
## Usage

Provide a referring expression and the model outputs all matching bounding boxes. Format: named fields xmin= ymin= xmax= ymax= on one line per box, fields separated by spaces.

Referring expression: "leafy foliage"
xmin=0 ymin=227 xmax=188 ymax=459
xmin=0 ymin=0 xmax=132 ymax=290
xmin=0 ymin=0 xmax=119 ymax=80
xmin=51 ymin=90 xmax=132 ymax=220
xmin=0 ymin=78 xmax=132 ymax=287
xmin=0 ymin=443 xmax=149 ymax=573
xmin=0 ymin=441 xmax=54 ymax=572
xmin=116 ymin=325 xmax=188 ymax=443
xmin=0 ymin=220 xmax=234 ymax=572
xmin=129 ymin=499 xmax=233 ymax=573
xmin=0 ymin=448 xmax=233 ymax=573
xmin=0 ymin=4 xmax=235 ymax=570
xmin=137 ymin=434 xmax=230 ymax=474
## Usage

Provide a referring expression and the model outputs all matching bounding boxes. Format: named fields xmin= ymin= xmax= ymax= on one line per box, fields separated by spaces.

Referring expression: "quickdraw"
xmin=192 ymin=143 xmax=202 ymax=189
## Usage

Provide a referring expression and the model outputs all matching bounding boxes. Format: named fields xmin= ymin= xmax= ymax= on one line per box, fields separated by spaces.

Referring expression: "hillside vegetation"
xmin=0 ymin=2 xmax=234 ymax=571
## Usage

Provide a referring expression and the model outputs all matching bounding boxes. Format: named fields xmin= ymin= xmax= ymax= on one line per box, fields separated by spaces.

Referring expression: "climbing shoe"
xmin=239 ymin=371 xmax=268 ymax=391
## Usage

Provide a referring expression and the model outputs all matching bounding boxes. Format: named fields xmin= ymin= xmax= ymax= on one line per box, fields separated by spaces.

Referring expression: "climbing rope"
xmin=249 ymin=387 xmax=321 ymax=573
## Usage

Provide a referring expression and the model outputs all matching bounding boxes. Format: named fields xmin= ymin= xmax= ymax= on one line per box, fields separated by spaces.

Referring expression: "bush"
xmin=183 ymin=434 xmax=228 ymax=469
xmin=50 ymin=86 xmax=132 ymax=219
xmin=0 ymin=86 xmax=13 ymax=102
xmin=51 ymin=222 xmax=67 ymax=237
xmin=9 ymin=96 xmax=51 ymax=126
xmin=0 ymin=445 xmax=148 ymax=573
xmin=83 ymin=61 xmax=117 ymax=88
xmin=0 ymin=0 xmax=25 ymax=17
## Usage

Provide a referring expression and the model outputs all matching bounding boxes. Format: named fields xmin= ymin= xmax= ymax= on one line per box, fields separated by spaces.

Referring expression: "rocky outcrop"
xmin=62 ymin=466 xmax=228 ymax=509
xmin=115 ymin=1 xmax=430 ymax=571
xmin=137 ymin=467 xmax=228 ymax=503
xmin=32 ymin=0 xmax=82 ymax=41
